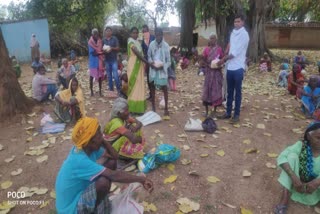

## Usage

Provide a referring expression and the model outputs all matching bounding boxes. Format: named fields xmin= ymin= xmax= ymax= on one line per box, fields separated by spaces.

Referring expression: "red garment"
xmin=288 ymin=72 xmax=304 ymax=96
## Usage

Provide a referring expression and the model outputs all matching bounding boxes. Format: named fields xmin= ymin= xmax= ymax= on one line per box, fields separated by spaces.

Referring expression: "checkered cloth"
xmin=77 ymin=182 xmax=111 ymax=214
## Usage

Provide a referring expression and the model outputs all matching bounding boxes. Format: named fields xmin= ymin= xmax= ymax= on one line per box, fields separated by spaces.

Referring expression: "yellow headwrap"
xmin=72 ymin=117 xmax=99 ymax=149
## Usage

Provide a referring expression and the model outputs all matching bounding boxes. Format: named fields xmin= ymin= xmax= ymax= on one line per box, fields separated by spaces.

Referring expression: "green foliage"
xmin=0 ymin=5 xmax=7 ymax=20
xmin=118 ymin=3 xmax=148 ymax=29
xmin=275 ymin=0 xmax=320 ymax=21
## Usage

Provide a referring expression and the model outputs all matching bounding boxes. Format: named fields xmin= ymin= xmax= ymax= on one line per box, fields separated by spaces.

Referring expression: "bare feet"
xmin=90 ymin=91 xmax=94 ymax=97
xmin=164 ymin=109 xmax=169 ymax=116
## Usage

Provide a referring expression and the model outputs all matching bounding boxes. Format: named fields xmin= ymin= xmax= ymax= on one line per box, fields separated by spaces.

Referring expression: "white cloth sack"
xmin=184 ymin=118 xmax=204 ymax=131
xmin=136 ymin=111 xmax=162 ymax=126
xmin=110 ymin=183 xmax=144 ymax=214
xmin=210 ymin=59 xmax=220 ymax=69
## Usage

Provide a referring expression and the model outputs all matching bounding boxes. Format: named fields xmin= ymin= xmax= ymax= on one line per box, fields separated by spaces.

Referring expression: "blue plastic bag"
xmin=138 ymin=144 xmax=180 ymax=173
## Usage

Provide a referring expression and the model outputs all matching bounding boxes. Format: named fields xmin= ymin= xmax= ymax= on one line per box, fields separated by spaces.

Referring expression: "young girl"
xmin=278 ymin=64 xmax=289 ymax=88
xmin=259 ymin=53 xmax=272 ymax=72
xmin=274 ymin=122 xmax=320 ymax=214
xmin=168 ymin=48 xmax=177 ymax=91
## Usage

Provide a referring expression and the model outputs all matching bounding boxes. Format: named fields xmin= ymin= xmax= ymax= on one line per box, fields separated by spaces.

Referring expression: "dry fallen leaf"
xmin=0 ymin=144 xmax=3 ymax=151
xmin=207 ymin=176 xmax=220 ymax=183
xmin=50 ymin=190 xmax=56 ymax=199
xmin=167 ymin=163 xmax=175 ymax=172
xmin=0 ymin=201 xmax=15 ymax=212
xmin=33 ymin=187 xmax=48 ymax=195
xmin=183 ymin=145 xmax=190 ymax=151
xmin=263 ymin=132 xmax=272 ymax=137
xmin=39 ymin=200 xmax=50 ymax=209
xmin=36 ymin=155 xmax=48 ymax=163
xmin=164 ymin=175 xmax=178 ymax=184
xmin=11 ymin=168 xmax=23 ymax=176
xmin=4 ymin=156 xmax=15 ymax=163
xmin=233 ymin=124 xmax=241 ymax=128
xmin=1 ymin=181 xmax=12 ymax=190
xmin=266 ymin=162 xmax=277 ymax=169
xmin=242 ymin=170 xmax=252 ymax=177
xmin=154 ymin=129 xmax=161 ymax=134
xmin=176 ymin=197 xmax=200 ymax=213
xmin=216 ymin=150 xmax=225 ymax=157
xmin=240 ymin=207 xmax=253 ymax=214
xmin=142 ymin=201 xmax=158 ymax=212
xmin=181 ymin=159 xmax=192 ymax=165
xmin=242 ymin=139 xmax=251 ymax=144
xmin=256 ymin=124 xmax=266 ymax=129
xmin=267 ymin=153 xmax=278 ymax=158
xmin=200 ymin=154 xmax=209 ymax=157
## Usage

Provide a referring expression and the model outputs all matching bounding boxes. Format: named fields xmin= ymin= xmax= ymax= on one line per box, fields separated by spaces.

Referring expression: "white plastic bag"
xmin=40 ymin=113 xmax=53 ymax=126
xmin=110 ymin=183 xmax=144 ymax=214
xmin=210 ymin=59 xmax=220 ymax=69
xmin=184 ymin=118 xmax=204 ymax=131
xmin=136 ymin=111 xmax=162 ymax=126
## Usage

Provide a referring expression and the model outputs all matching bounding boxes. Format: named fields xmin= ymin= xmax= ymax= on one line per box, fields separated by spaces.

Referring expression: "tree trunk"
xmin=0 ymin=29 xmax=34 ymax=119
xmin=247 ymin=0 xmax=277 ymax=62
xmin=179 ymin=0 xmax=195 ymax=55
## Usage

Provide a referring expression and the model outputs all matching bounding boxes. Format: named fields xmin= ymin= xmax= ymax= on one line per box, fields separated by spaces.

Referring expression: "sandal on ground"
xmin=274 ymin=204 xmax=288 ymax=214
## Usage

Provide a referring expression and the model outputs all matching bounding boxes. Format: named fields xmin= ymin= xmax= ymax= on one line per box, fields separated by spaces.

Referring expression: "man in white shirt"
xmin=218 ymin=14 xmax=249 ymax=123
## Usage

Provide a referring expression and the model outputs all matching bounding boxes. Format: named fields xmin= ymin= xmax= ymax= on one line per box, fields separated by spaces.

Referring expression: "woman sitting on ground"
xmin=287 ymin=64 xmax=305 ymax=97
xmin=103 ymin=98 xmax=145 ymax=159
xmin=278 ymin=64 xmax=289 ymax=88
xmin=54 ymin=77 xmax=85 ymax=123
xmin=301 ymin=76 xmax=320 ymax=118
xmin=274 ymin=122 xmax=320 ymax=214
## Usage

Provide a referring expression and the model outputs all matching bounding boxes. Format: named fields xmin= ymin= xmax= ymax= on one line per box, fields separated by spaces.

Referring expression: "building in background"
xmin=0 ymin=18 xmax=50 ymax=62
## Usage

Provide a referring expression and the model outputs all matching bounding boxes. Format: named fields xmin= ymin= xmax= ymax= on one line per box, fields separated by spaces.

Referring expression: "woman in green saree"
xmin=103 ymin=98 xmax=146 ymax=159
xmin=127 ymin=27 xmax=150 ymax=114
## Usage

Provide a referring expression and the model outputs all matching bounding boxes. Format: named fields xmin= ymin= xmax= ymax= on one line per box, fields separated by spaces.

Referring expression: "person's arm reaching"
xmin=101 ymin=168 xmax=154 ymax=193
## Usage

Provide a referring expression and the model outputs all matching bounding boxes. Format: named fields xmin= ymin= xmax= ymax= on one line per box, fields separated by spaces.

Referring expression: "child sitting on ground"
xmin=259 ymin=53 xmax=272 ymax=72
xmin=278 ymin=64 xmax=289 ymax=88
xmin=180 ymin=52 xmax=190 ymax=70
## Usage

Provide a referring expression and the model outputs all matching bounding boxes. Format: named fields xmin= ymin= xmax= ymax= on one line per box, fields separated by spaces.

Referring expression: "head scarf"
xmin=30 ymin=34 xmax=38 ymax=48
xmin=72 ymin=117 xmax=99 ymax=149
xmin=58 ymin=78 xmax=85 ymax=117
xmin=299 ymin=122 xmax=320 ymax=182
xmin=110 ymin=97 xmax=128 ymax=120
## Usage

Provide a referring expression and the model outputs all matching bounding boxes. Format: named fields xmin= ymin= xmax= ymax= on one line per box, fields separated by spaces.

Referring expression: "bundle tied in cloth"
xmin=72 ymin=117 xmax=99 ymax=149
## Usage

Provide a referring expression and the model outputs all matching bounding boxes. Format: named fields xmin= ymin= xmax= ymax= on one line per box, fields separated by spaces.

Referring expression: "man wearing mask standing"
xmin=218 ymin=14 xmax=249 ymax=123
xmin=142 ymin=25 xmax=155 ymax=100
xmin=148 ymin=28 xmax=171 ymax=116
xmin=103 ymin=27 xmax=121 ymax=94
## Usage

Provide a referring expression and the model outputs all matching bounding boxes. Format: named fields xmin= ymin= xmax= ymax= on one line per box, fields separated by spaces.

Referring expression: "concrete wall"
xmin=265 ymin=26 xmax=320 ymax=49
xmin=0 ymin=18 xmax=50 ymax=62
xmin=194 ymin=21 xmax=217 ymax=46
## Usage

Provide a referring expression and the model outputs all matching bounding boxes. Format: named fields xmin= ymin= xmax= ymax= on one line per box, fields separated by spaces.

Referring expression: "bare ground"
xmin=1 ymin=50 xmax=320 ymax=214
